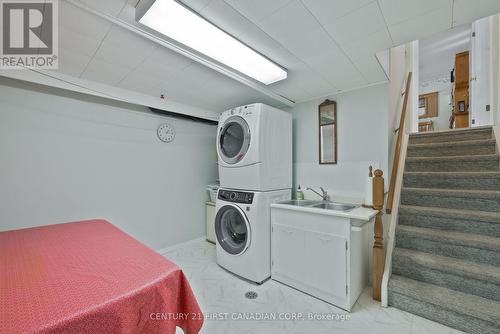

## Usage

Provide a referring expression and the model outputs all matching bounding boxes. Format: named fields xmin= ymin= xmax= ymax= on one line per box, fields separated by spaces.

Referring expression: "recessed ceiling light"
xmin=137 ymin=0 xmax=287 ymax=85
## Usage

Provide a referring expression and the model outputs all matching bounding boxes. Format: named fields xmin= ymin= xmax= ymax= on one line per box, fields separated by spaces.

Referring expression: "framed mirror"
xmin=318 ymin=100 xmax=337 ymax=164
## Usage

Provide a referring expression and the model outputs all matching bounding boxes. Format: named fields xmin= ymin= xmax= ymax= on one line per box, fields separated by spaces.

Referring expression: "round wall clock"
xmin=157 ymin=123 xmax=176 ymax=143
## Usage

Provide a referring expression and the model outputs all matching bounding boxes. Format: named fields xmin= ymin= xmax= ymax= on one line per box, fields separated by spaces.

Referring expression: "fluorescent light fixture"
xmin=138 ymin=0 xmax=287 ymax=85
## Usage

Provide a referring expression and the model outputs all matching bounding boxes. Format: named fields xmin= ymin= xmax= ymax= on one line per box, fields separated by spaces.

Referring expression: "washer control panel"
xmin=218 ymin=189 xmax=254 ymax=204
xmin=226 ymin=104 xmax=255 ymax=117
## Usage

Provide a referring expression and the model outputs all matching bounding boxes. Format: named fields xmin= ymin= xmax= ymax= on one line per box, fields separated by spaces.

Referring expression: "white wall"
xmin=419 ymin=78 xmax=453 ymax=131
xmin=0 ymin=77 xmax=218 ymax=251
xmin=289 ymin=84 xmax=389 ymax=202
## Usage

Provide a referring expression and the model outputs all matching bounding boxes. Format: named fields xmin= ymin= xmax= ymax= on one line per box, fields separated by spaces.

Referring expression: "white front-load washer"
xmin=215 ymin=188 xmax=290 ymax=283
xmin=217 ymin=103 xmax=292 ymax=191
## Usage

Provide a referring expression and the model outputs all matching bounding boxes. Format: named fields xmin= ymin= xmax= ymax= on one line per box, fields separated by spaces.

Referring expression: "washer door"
xmin=215 ymin=205 xmax=251 ymax=255
xmin=218 ymin=116 xmax=251 ymax=165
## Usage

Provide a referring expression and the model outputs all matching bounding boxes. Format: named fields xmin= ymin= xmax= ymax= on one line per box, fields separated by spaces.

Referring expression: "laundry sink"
xmin=276 ymin=200 xmax=358 ymax=212
xmin=278 ymin=199 xmax=318 ymax=207
xmin=311 ymin=202 xmax=357 ymax=212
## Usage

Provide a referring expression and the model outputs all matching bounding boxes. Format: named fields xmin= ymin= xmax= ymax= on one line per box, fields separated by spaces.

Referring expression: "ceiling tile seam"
xmin=78 ymin=0 xmax=130 ymax=78
xmin=375 ymin=0 xmax=394 ymax=45
xmin=252 ymin=0 xmax=294 ymax=23
xmin=387 ymin=3 xmax=454 ymax=28
xmin=322 ymin=0 xmax=377 ymax=22
xmin=298 ymin=0 xmax=369 ymax=83
xmin=77 ymin=25 xmax=113 ymax=78
xmin=451 ymin=0 xmax=456 ymax=28
xmin=115 ymin=45 xmax=162 ymax=86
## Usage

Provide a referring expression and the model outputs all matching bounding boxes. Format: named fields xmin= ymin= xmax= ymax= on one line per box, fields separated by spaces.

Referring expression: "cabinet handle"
xmin=282 ymin=230 xmax=293 ymax=234
xmin=318 ymin=237 xmax=332 ymax=242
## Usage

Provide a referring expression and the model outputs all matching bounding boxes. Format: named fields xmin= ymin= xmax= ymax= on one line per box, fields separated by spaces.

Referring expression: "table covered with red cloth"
xmin=0 ymin=220 xmax=203 ymax=334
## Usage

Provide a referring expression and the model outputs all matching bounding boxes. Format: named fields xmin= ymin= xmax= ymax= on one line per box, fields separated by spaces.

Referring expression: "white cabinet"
xmin=271 ymin=206 xmax=370 ymax=311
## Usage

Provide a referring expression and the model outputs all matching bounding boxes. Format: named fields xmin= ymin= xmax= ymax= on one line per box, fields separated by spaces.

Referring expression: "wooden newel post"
xmin=372 ymin=169 xmax=385 ymax=301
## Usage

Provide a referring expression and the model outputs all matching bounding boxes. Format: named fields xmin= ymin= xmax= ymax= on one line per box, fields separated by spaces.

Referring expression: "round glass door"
xmin=215 ymin=205 xmax=250 ymax=255
xmin=218 ymin=116 xmax=250 ymax=164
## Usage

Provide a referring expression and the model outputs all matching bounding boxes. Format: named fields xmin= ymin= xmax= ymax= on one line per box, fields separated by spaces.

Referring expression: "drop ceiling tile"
xmin=258 ymin=1 xmax=320 ymax=44
xmin=348 ymin=54 xmax=388 ymax=83
xmin=389 ymin=6 xmax=452 ymax=46
xmin=278 ymin=24 xmax=340 ymax=61
xmin=342 ymin=29 xmax=392 ymax=82
xmin=93 ymin=42 xmax=152 ymax=69
xmin=453 ymin=0 xmax=500 ymax=26
xmin=265 ymin=45 xmax=302 ymax=70
xmin=78 ymin=0 xmax=128 ymax=16
xmin=182 ymin=63 xmax=221 ymax=85
xmin=301 ymin=0 xmax=374 ymax=25
xmin=59 ymin=1 xmax=112 ymax=41
xmin=118 ymin=69 xmax=165 ymax=94
xmin=323 ymin=2 xmax=387 ymax=46
xmin=53 ymin=48 xmax=93 ymax=78
xmin=103 ymin=25 xmax=157 ymax=56
xmin=81 ymin=58 xmax=131 ymax=85
xmin=342 ymin=28 xmax=393 ymax=55
xmin=145 ymin=47 xmax=193 ymax=73
xmin=378 ymin=0 xmax=452 ymax=26
xmin=305 ymin=49 xmax=366 ymax=90
xmin=223 ymin=0 xmax=293 ymax=22
xmin=59 ymin=27 xmax=102 ymax=58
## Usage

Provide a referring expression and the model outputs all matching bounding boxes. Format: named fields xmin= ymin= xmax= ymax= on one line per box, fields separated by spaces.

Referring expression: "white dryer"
xmin=215 ymin=188 xmax=290 ymax=283
xmin=217 ymin=103 xmax=292 ymax=191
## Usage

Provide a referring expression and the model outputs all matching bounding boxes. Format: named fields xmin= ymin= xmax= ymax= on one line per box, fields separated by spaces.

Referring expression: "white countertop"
xmin=270 ymin=203 xmax=378 ymax=221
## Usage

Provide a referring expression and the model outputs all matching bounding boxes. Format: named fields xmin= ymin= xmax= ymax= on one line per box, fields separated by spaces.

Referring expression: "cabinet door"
xmin=272 ymin=224 xmax=305 ymax=282
xmin=305 ymin=231 xmax=347 ymax=299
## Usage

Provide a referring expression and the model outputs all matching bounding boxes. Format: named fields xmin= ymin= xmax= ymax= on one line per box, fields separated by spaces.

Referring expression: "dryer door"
xmin=215 ymin=204 xmax=251 ymax=255
xmin=218 ymin=116 xmax=251 ymax=165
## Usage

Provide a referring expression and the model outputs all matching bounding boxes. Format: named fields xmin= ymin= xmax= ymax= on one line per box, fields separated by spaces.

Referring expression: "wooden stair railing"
xmin=372 ymin=169 xmax=384 ymax=301
xmin=386 ymin=72 xmax=412 ymax=215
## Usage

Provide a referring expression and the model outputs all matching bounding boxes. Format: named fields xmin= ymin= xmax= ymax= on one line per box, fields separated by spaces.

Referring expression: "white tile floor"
xmin=163 ymin=239 xmax=465 ymax=334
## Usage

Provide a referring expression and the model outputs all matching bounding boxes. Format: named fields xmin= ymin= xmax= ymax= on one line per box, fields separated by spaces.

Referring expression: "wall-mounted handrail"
xmin=386 ymin=72 xmax=412 ymax=214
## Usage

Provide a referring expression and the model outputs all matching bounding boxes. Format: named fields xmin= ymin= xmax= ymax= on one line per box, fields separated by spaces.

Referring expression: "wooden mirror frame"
xmin=318 ymin=99 xmax=337 ymax=165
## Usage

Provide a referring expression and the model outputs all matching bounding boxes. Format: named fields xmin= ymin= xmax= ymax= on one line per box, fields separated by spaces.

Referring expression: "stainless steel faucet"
xmin=306 ymin=187 xmax=330 ymax=201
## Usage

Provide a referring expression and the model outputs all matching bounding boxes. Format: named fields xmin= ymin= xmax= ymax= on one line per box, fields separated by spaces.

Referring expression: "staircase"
xmin=388 ymin=126 xmax=500 ymax=334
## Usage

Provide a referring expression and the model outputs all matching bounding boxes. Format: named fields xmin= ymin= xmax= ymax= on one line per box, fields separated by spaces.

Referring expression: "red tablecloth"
xmin=0 ymin=220 xmax=203 ymax=334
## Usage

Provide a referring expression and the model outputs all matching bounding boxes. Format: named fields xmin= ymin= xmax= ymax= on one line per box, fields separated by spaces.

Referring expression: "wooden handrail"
xmin=386 ymin=72 xmax=412 ymax=214
xmin=372 ymin=169 xmax=385 ymax=301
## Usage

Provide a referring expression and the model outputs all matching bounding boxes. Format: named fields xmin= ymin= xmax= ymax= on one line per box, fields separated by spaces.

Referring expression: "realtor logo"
xmin=1 ymin=0 xmax=58 ymax=69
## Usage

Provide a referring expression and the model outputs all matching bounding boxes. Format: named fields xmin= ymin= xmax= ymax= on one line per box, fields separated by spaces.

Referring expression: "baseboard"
xmin=156 ymin=236 xmax=206 ymax=255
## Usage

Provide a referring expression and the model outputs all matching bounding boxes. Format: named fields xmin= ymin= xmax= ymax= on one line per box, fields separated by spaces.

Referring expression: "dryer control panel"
xmin=218 ymin=189 xmax=254 ymax=204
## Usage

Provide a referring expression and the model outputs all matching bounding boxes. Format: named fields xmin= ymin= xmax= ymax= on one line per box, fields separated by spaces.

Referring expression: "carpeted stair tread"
xmin=393 ymin=247 xmax=500 ymax=285
xmin=389 ymin=275 xmax=500 ymax=327
xmin=401 ymin=187 xmax=500 ymax=212
xmin=399 ymin=205 xmax=500 ymax=223
xmin=403 ymin=171 xmax=500 ymax=190
xmin=396 ymin=225 xmax=500 ymax=252
xmin=409 ymin=126 xmax=493 ymax=144
xmin=407 ymin=139 xmax=497 ymax=157
xmin=398 ymin=205 xmax=500 ymax=237
xmin=405 ymin=154 xmax=500 ymax=172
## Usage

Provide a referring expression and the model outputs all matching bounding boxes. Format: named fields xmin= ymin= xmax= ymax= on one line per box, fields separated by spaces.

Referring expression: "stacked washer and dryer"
xmin=214 ymin=103 xmax=292 ymax=284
